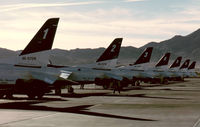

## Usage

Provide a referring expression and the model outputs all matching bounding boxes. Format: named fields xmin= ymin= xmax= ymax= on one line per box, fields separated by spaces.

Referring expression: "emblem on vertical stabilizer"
xmin=188 ymin=61 xmax=196 ymax=70
xmin=20 ymin=18 xmax=59 ymax=56
xmin=132 ymin=47 xmax=153 ymax=65
xmin=170 ymin=57 xmax=182 ymax=68
xmin=155 ymin=53 xmax=171 ymax=67
xmin=180 ymin=59 xmax=190 ymax=69
xmin=96 ymin=38 xmax=122 ymax=62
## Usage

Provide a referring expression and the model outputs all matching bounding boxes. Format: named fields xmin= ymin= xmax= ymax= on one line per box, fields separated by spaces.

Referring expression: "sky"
xmin=0 ymin=0 xmax=200 ymax=51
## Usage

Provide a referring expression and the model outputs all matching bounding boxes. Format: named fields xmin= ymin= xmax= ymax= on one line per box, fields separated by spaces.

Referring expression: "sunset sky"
xmin=0 ymin=0 xmax=200 ymax=50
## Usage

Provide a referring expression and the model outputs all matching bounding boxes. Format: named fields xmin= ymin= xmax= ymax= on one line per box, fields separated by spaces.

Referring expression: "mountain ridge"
xmin=0 ymin=28 xmax=199 ymax=66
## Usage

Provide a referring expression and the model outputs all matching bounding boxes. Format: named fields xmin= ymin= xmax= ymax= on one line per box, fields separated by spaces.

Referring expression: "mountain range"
xmin=0 ymin=28 xmax=200 ymax=67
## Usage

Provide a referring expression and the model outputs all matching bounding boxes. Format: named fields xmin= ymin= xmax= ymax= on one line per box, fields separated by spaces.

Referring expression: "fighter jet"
xmin=48 ymin=38 xmax=123 ymax=91
xmin=145 ymin=52 xmax=172 ymax=84
xmin=0 ymin=18 xmax=75 ymax=99
xmin=168 ymin=56 xmax=183 ymax=81
xmin=109 ymin=47 xmax=154 ymax=87
xmin=185 ymin=61 xmax=198 ymax=78
xmin=171 ymin=59 xmax=190 ymax=81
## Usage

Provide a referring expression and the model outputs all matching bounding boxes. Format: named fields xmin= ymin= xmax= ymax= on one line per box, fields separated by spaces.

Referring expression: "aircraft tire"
xmin=135 ymin=81 xmax=140 ymax=86
xmin=27 ymin=93 xmax=36 ymax=99
xmin=37 ymin=93 xmax=44 ymax=99
xmin=103 ymin=84 xmax=109 ymax=89
xmin=0 ymin=93 xmax=5 ymax=99
xmin=55 ymin=88 xmax=61 ymax=95
xmin=163 ymin=79 xmax=169 ymax=85
xmin=68 ymin=86 xmax=74 ymax=94
xmin=5 ymin=92 xmax=13 ymax=99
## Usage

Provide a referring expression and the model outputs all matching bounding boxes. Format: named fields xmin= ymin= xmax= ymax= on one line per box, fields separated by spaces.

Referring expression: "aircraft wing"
xmin=59 ymin=70 xmax=79 ymax=84
xmin=103 ymin=72 xmax=123 ymax=81
xmin=30 ymin=71 xmax=58 ymax=84
xmin=139 ymin=71 xmax=155 ymax=79
xmin=29 ymin=70 xmax=78 ymax=85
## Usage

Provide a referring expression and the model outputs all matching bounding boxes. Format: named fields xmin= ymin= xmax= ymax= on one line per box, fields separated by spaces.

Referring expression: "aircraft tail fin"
xmin=155 ymin=53 xmax=171 ymax=67
xmin=96 ymin=38 xmax=122 ymax=62
xmin=180 ymin=59 xmax=190 ymax=69
xmin=95 ymin=38 xmax=122 ymax=68
xmin=133 ymin=47 xmax=153 ymax=65
xmin=169 ymin=56 xmax=182 ymax=68
xmin=188 ymin=61 xmax=196 ymax=70
xmin=17 ymin=18 xmax=59 ymax=67
xmin=20 ymin=18 xmax=59 ymax=56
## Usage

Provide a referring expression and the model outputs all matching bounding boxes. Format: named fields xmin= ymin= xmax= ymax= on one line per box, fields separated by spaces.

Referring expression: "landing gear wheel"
xmin=135 ymin=81 xmax=140 ymax=86
xmin=163 ymin=79 xmax=168 ymax=85
xmin=68 ymin=86 xmax=74 ymax=94
xmin=6 ymin=93 xmax=13 ymax=99
xmin=103 ymin=84 xmax=109 ymax=89
xmin=0 ymin=93 xmax=5 ymax=99
xmin=37 ymin=93 xmax=44 ymax=99
xmin=27 ymin=93 xmax=36 ymax=99
xmin=55 ymin=88 xmax=61 ymax=95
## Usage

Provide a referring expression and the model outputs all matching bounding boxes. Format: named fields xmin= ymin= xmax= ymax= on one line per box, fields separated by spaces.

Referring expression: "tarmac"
xmin=0 ymin=78 xmax=200 ymax=127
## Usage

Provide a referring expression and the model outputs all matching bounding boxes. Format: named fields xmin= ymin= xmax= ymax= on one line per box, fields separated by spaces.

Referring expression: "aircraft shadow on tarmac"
xmin=142 ymin=87 xmax=200 ymax=92
xmin=103 ymin=94 xmax=187 ymax=100
xmin=60 ymin=92 xmax=187 ymax=100
xmin=0 ymin=101 xmax=156 ymax=122
xmin=7 ymin=96 xmax=67 ymax=101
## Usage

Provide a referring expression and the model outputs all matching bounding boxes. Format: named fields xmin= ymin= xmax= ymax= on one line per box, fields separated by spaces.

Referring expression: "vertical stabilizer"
xmin=180 ymin=59 xmax=190 ymax=70
xmin=188 ymin=61 xmax=196 ymax=70
xmin=169 ymin=57 xmax=182 ymax=69
xmin=155 ymin=53 xmax=171 ymax=67
xmin=133 ymin=47 xmax=153 ymax=65
xmin=17 ymin=18 xmax=59 ymax=67
xmin=95 ymin=38 xmax=122 ymax=68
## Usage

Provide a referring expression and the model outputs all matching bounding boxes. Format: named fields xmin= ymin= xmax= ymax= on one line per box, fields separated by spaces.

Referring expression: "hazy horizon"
xmin=0 ymin=0 xmax=200 ymax=50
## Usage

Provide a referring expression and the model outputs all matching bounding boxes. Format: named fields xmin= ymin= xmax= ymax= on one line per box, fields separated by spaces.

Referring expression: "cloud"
xmin=0 ymin=1 xmax=200 ymax=50
xmin=0 ymin=1 xmax=103 ymax=12
xmin=124 ymin=0 xmax=146 ymax=2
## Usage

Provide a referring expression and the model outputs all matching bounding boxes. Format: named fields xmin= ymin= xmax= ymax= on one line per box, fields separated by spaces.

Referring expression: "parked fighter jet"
xmin=0 ymin=18 xmax=74 ymax=99
xmin=174 ymin=59 xmax=190 ymax=81
xmin=168 ymin=56 xmax=183 ymax=80
xmin=103 ymin=47 xmax=154 ymax=88
xmin=146 ymin=53 xmax=171 ymax=84
xmin=185 ymin=61 xmax=198 ymax=78
xmin=48 ymin=38 xmax=123 ymax=91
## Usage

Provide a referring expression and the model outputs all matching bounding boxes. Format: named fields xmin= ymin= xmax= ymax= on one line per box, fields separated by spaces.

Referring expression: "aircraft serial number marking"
xmin=22 ymin=57 xmax=37 ymax=60
xmin=98 ymin=63 xmax=107 ymax=65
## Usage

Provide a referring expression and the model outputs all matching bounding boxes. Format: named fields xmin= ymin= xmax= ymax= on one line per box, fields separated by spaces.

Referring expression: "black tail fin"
xmin=20 ymin=18 xmax=59 ymax=56
xmin=133 ymin=47 xmax=153 ymax=65
xmin=155 ymin=53 xmax=171 ymax=67
xmin=180 ymin=59 xmax=190 ymax=69
xmin=169 ymin=56 xmax=182 ymax=68
xmin=188 ymin=61 xmax=196 ymax=70
xmin=96 ymin=38 xmax=122 ymax=62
